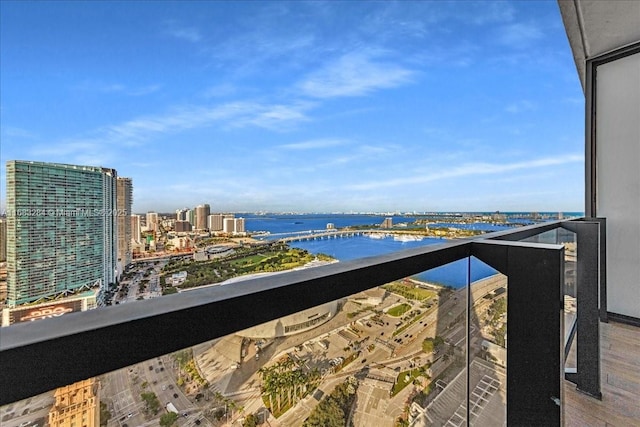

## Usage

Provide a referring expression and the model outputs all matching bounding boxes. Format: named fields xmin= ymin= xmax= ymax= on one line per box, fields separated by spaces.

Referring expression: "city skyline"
xmin=0 ymin=1 xmax=584 ymax=213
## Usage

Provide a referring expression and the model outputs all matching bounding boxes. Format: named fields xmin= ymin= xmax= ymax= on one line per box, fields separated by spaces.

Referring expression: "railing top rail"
xmin=0 ymin=218 xmax=577 ymax=405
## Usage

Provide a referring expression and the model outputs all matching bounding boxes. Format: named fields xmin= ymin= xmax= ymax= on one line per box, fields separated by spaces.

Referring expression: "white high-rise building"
xmin=186 ymin=209 xmax=195 ymax=227
xmin=146 ymin=212 xmax=159 ymax=232
xmin=131 ymin=215 xmax=141 ymax=243
xmin=176 ymin=208 xmax=188 ymax=221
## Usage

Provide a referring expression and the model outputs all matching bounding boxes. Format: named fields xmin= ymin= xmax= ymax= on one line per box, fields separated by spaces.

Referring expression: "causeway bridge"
xmin=276 ymin=230 xmax=383 ymax=243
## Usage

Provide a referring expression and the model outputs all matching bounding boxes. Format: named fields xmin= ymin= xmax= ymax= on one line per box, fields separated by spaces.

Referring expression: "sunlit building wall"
xmin=208 ymin=214 xmax=224 ymax=231
xmin=195 ymin=204 xmax=210 ymax=231
xmin=0 ymin=218 xmax=6 ymax=262
xmin=5 ymin=161 xmax=117 ymax=307
xmin=146 ymin=212 xmax=158 ymax=233
xmin=175 ymin=208 xmax=188 ymax=221
xmin=116 ymin=177 xmax=132 ymax=275
xmin=48 ymin=378 xmax=100 ymax=427
xmin=223 ymin=217 xmax=235 ymax=234
xmin=130 ymin=214 xmax=141 ymax=243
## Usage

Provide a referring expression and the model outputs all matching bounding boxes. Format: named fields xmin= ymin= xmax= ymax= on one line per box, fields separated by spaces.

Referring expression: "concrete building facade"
xmin=208 ymin=214 xmax=224 ymax=232
xmin=116 ymin=177 xmax=132 ymax=276
xmin=5 ymin=161 xmax=117 ymax=307
xmin=130 ymin=214 xmax=141 ymax=244
xmin=48 ymin=378 xmax=100 ymax=427
xmin=0 ymin=218 xmax=6 ymax=262
xmin=195 ymin=204 xmax=210 ymax=231
xmin=145 ymin=212 xmax=158 ymax=233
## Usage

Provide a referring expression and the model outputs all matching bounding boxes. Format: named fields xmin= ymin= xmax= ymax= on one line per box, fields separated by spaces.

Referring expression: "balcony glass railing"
xmin=0 ymin=219 xmax=605 ymax=426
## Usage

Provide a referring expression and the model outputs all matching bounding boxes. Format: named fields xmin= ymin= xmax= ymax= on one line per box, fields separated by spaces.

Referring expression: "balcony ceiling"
xmin=558 ymin=0 xmax=640 ymax=89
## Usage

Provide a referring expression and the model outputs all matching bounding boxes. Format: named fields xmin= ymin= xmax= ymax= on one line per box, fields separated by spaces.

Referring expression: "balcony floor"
xmin=565 ymin=321 xmax=640 ymax=426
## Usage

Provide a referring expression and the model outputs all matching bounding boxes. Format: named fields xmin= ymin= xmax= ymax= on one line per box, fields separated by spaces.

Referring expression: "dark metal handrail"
xmin=0 ymin=218 xmax=604 ymax=424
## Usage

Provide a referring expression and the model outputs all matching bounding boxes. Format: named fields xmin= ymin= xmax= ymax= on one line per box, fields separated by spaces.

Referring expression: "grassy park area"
xmin=383 ymin=281 xmax=437 ymax=301
xmin=161 ymin=245 xmax=324 ymax=289
xmin=387 ymin=303 xmax=412 ymax=317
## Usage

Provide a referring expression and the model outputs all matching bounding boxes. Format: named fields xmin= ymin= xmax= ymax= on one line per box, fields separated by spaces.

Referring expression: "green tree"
xmin=243 ymin=413 xmax=259 ymax=427
xmin=99 ymin=401 xmax=111 ymax=426
xmin=303 ymin=380 xmax=356 ymax=427
xmin=303 ymin=398 xmax=344 ymax=427
xmin=141 ymin=391 xmax=161 ymax=415
xmin=159 ymin=412 xmax=178 ymax=426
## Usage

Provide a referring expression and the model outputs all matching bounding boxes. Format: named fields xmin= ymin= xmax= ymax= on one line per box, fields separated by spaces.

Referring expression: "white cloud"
xmin=278 ymin=138 xmax=346 ymax=150
xmin=74 ymin=81 xmax=161 ymax=96
xmin=165 ymin=23 xmax=202 ymax=43
xmin=298 ymin=51 xmax=414 ymax=98
xmin=26 ymin=101 xmax=312 ymax=165
xmin=347 ymin=154 xmax=583 ymax=191
xmin=498 ymin=22 xmax=543 ymax=47
xmin=242 ymin=104 xmax=311 ymax=130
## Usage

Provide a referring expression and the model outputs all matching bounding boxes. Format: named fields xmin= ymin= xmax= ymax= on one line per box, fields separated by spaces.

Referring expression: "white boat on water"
xmin=394 ymin=234 xmax=423 ymax=242
xmin=367 ymin=233 xmax=386 ymax=239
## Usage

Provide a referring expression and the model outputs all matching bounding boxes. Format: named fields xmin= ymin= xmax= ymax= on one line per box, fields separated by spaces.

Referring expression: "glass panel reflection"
xmin=469 ymin=262 xmax=507 ymax=427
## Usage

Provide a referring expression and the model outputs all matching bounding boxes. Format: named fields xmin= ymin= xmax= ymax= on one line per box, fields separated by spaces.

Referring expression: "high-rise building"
xmin=208 ymin=214 xmax=224 ymax=232
xmin=5 ymin=161 xmax=117 ymax=307
xmin=48 ymin=378 xmax=100 ymax=427
xmin=195 ymin=204 xmax=210 ymax=230
xmin=186 ymin=209 xmax=195 ymax=227
xmin=146 ymin=212 xmax=158 ymax=233
xmin=381 ymin=217 xmax=393 ymax=229
xmin=0 ymin=218 xmax=6 ymax=262
xmin=235 ymin=217 xmax=245 ymax=233
xmin=175 ymin=220 xmax=192 ymax=233
xmin=131 ymin=215 xmax=141 ymax=243
xmin=223 ymin=217 xmax=235 ymax=234
xmin=116 ymin=177 xmax=132 ymax=275
xmin=176 ymin=208 xmax=188 ymax=221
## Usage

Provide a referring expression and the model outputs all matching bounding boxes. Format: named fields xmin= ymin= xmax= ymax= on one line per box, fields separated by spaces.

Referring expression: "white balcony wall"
xmin=595 ymin=51 xmax=640 ymax=319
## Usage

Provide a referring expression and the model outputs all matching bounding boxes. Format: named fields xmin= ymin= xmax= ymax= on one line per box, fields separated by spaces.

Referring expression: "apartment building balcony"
xmin=1 ymin=2 xmax=639 ymax=426
xmin=1 ymin=217 xmax=635 ymax=427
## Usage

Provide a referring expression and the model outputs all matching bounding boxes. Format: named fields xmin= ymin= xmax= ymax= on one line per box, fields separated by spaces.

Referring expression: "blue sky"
xmin=0 ymin=1 xmax=584 ymax=213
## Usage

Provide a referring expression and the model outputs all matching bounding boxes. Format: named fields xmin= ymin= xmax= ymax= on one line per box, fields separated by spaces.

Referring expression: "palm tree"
xmin=258 ymin=366 xmax=277 ymax=413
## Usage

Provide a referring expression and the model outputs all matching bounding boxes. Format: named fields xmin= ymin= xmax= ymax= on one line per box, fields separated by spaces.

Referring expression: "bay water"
xmin=243 ymin=214 xmax=504 ymax=288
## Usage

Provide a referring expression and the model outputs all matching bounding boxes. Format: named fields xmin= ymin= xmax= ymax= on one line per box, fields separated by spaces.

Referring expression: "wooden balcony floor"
xmin=565 ymin=321 xmax=640 ymax=426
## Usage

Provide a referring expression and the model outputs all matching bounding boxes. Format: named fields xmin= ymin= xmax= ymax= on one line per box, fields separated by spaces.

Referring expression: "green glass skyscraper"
xmin=5 ymin=160 xmax=117 ymax=307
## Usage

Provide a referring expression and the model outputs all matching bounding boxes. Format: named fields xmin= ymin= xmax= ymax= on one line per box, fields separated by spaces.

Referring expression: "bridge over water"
xmin=277 ymin=230 xmax=383 ymax=243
